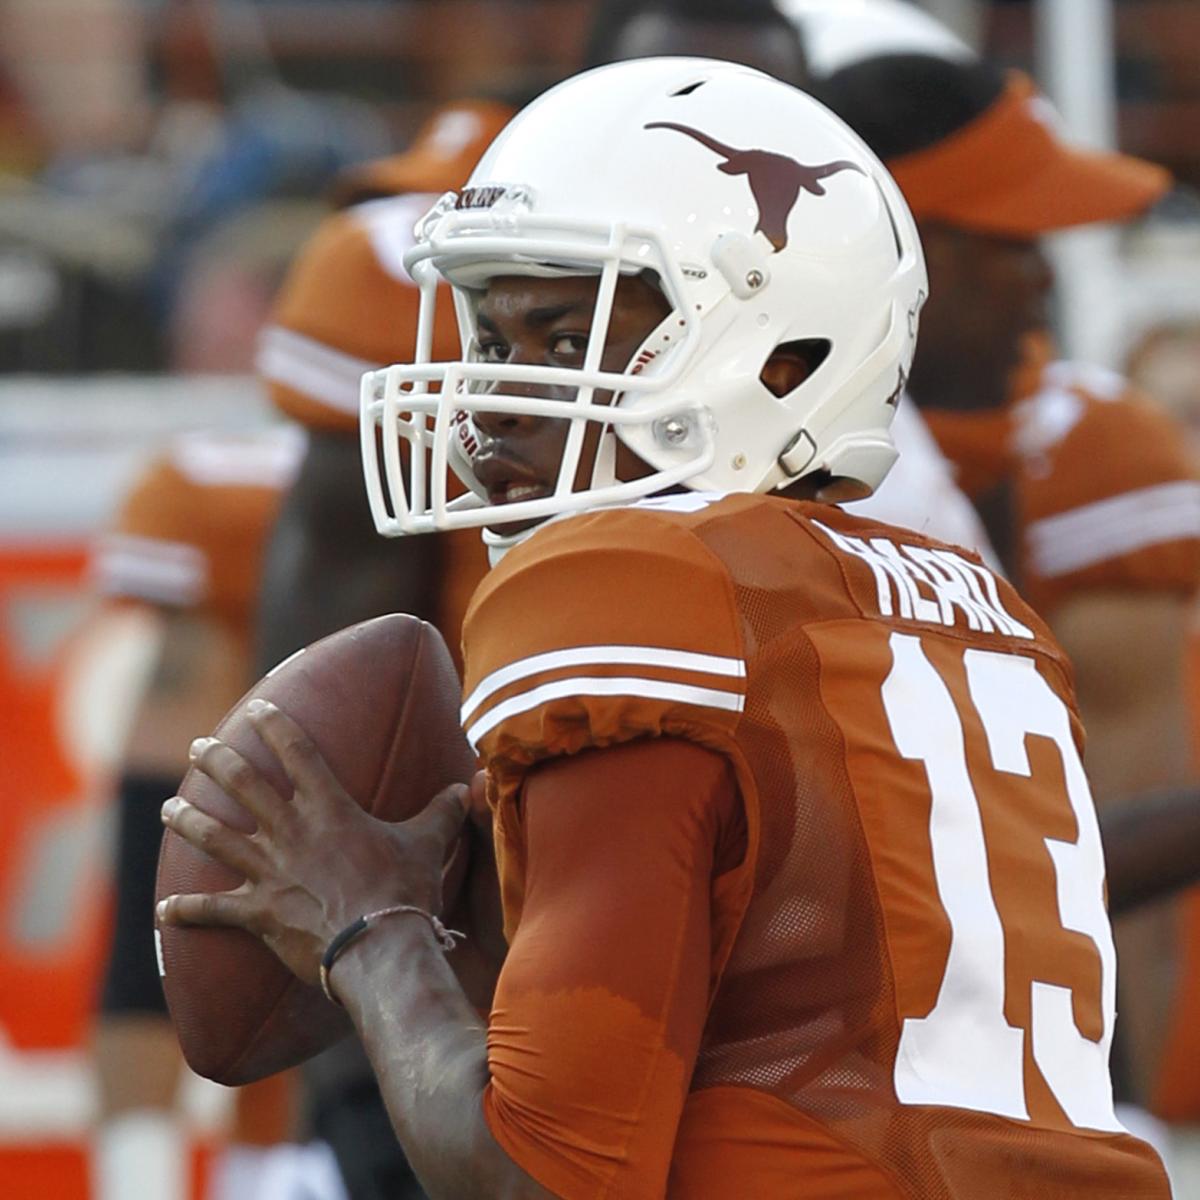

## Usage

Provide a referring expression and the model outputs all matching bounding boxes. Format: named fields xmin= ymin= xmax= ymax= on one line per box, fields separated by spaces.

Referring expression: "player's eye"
xmin=475 ymin=338 xmax=510 ymax=365
xmin=549 ymin=333 xmax=589 ymax=361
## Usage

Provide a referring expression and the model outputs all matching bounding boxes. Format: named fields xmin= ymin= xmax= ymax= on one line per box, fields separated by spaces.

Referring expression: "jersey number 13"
xmin=882 ymin=632 xmax=1121 ymax=1132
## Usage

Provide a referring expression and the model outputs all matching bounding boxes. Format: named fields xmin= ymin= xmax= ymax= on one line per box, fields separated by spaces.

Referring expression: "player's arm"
xmin=1050 ymin=587 xmax=1195 ymax=1100
xmin=164 ymin=717 xmax=737 ymax=1199
xmin=335 ymin=736 xmax=735 ymax=1200
xmin=1050 ymin=589 xmax=1194 ymax=806
xmin=255 ymin=429 xmax=443 ymax=671
xmin=253 ymin=198 xmax=452 ymax=671
xmin=1102 ymin=785 xmax=1200 ymax=915
xmin=1038 ymin=592 xmax=1200 ymax=917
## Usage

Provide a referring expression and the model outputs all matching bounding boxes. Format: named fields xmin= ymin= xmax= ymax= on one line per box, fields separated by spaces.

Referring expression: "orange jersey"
xmin=462 ymin=493 xmax=1168 ymax=1199
xmin=256 ymin=191 xmax=462 ymax=436
xmin=92 ymin=427 xmax=304 ymax=636
xmin=256 ymin=190 xmax=490 ymax=657
xmin=255 ymin=101 xmax=511 ymax=654
xmin=257 ymin=96 xmax=513 ymax=436
xmin=923 ymin=357 xmax=1200 ymax=616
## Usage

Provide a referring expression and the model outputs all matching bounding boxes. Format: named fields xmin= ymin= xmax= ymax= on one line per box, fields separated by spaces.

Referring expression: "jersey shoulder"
xmin=462 ymin=493 xmax=1058 ymax=769
xmin=257 ymin=194 xmax=439 ymax=433
xmin=94 ymin=428 xmax=302 ymax=618
xmin=331 ymin=100 xmax=514 ymax=206
xmin=1015 ymin=359 xmax=1198 ymax=503
xmin=163 ymin=426 xmax=306 ymax=493
xmin=462 ymin=495 xmax=752 ymax=766
xmin=1013 ymin=359 xmax=1200 ymax=602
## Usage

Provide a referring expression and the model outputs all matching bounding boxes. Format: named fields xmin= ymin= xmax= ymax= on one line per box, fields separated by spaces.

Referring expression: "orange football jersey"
xmin=256 ymin=100 xmax=512 ymax=658
xmin=462 ymin=494 xmax=1168 ymax=1199
xmin=923 ymin=355 xmax=1200 ymax=616
xmin=257 ymin=96 xmax=513 ymax=436
xmin=256 ymin=191 xmax=462 ymax=436
xmin=92 ymin=427 xmax=304 ymax=637
xmin=256 ymin=190 xmax=490 ymax=661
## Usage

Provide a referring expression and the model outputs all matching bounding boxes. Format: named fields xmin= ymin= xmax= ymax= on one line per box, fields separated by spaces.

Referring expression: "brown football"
xmin=155 ymin=614 xmax=475 ymax=1085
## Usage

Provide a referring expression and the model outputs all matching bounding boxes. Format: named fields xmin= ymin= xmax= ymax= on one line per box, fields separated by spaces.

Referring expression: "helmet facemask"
xmin=361 ymin=195 xmax=718 ymax=540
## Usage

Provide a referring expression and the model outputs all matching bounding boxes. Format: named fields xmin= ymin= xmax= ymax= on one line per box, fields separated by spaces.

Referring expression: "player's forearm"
xmin=1102 ymin=786 xmax=1200 ymax=915
xmin=333 ymin=920 xmax=551 ymax=1200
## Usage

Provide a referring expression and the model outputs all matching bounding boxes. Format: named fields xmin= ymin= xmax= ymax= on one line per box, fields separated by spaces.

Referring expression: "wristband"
xmin=319 ymin=905 xmax=464 ymax=1005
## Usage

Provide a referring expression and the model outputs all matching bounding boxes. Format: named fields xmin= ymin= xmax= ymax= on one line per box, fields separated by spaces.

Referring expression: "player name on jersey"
xmin=814 ymin=520 xmax=1034 ymax=638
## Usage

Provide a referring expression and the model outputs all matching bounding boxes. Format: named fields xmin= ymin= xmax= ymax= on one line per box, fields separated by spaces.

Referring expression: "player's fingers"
xmin=189 ymin=737 xmax=287 ymax=830
xmin=156 ymin=887 xmax=253 ymax=930
xmin=246 ymin=700 xmax=348 ymax=811
xmin=161 ymin=797 xmax=265 ymax=880
xmin=407 ymin=783 xmax=470 ymax=850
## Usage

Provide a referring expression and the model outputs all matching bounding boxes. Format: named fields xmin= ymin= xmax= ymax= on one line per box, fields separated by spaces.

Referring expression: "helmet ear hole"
xmin=760 ymin=338 xmax=832 ymax=398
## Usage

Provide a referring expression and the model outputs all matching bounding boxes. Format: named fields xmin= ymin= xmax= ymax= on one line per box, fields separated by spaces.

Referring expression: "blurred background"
xmin=0 ymin=1 xmax=1197 ymax=1198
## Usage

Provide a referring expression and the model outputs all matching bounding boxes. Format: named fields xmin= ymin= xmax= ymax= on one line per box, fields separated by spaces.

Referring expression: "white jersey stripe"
xmin=461 ymin=643 xmax=746 ymax=725
xmin=465 ymin=674 xmax=745 ymax=750
xmin=256 ymin=326 xmax=378 ymax=416
xmin=168 ymin=427 xmax=306 ymax=490
xmin=93 ymin=535 xmax=207 ymax=607
xmin=97 ymin=533 xmax=205 ymax=567
xmin=1028 ymin=482 xmax=1200 ymax=578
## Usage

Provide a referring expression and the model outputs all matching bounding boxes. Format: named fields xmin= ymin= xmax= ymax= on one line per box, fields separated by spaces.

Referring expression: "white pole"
xmin=1034 ymin=0 xmax=1125 ymax=368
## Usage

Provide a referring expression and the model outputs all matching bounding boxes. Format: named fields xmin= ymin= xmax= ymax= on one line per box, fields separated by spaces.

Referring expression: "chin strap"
xmin=481 ymin=524 xmax=537 ymax=566
xmin=590 ymin=425 xmax=618 ymax=490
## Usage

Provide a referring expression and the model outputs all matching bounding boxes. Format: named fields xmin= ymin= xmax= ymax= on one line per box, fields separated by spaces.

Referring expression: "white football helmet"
xmin=361 ymin=57 xmax=926 ymax=545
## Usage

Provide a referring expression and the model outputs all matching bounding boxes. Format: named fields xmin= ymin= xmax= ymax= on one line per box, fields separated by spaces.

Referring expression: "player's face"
xmin=469 ymin=273 xmax=671 ymax=532
xmin=911 ymin=224 xmax=1053 ymax=412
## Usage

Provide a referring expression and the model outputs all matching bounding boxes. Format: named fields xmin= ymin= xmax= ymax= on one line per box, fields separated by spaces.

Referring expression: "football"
xmin=155 ymin=614 xmax=476 ymax=1086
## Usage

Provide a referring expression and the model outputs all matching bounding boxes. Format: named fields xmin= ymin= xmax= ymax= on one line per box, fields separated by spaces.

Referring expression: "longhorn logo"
xmin=644 ymin=122 xmax=865 ymax=252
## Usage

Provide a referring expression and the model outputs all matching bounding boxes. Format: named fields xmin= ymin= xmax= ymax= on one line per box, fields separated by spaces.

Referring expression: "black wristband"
xmin=319 ymin=905 xmax=464 ymax=1006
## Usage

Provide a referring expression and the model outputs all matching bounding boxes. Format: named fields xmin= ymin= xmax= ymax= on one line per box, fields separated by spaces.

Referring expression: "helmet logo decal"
xmin=450 ymin=409 xmax=480 ymax=459
xmin=644 ymin=122 xmax=865 ymax=252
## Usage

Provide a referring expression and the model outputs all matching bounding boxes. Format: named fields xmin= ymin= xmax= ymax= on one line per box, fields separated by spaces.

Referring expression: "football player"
xmin=251 ymin=8 xmax=814 ymax=1198
xmin=785 ymin=0 xmax=1200 ymax=1126
xmin=160 ymin=59 xmax=1170 ymax=1198
xmin=90 ymin=426 xmax=312 ymax=1200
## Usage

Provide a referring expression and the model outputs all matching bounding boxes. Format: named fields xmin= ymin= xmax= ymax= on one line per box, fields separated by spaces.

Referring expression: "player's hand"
xmin=156 ymin=699 xmax=469 ymax=987
xmin=437 ymin=770 xmax=507 ymax=1009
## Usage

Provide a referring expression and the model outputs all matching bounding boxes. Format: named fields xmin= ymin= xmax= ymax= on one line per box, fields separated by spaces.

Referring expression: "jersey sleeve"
xmin=484 ymin=737 xmax=744 ymax=1200
xmin=256 ymin=195 xmax=460 ymax=434
xmin=93 ymin=431 xmax=300 ymax=633
xmin=94 ymin=456 xmax=210 ymax=611
xmin=461 ymin=508 xmax=748 ymax=792
xmin=1017 ymin=373 xmax=1200 ymax=613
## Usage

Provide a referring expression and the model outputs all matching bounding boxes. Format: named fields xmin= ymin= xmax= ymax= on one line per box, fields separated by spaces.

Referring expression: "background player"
xmin=252 ymin=6 xmax=812 ymax=1195
xmin=786 ymin=0 xmax=1200 ymax=1146
xmin=89 ymin=425 xmax=317 ymax=1200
